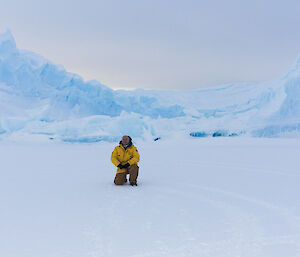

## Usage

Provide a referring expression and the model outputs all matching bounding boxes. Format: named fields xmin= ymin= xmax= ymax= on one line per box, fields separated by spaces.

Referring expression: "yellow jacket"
xmin=111 ymin=143 xmax=140 ymax=173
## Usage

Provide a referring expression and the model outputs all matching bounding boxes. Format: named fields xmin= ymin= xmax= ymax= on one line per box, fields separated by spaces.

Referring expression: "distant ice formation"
xmin=0 ymin=30 xmax=300 ymax=141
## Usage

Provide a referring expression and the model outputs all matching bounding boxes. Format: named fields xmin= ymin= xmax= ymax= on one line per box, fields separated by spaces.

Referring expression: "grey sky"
xmin=1 ymin=0 xmax=300 ymax=90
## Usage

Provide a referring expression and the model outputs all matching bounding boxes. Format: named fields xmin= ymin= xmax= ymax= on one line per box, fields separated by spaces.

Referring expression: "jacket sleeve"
xmin=111 ymin=147 xmax=121 ymax=167
xmin=128 ymin=147 xmax=140 ymax=166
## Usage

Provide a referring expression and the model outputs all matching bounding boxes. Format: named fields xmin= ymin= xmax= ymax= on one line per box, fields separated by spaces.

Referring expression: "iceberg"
xmin=0 ymin=30 xmax=300 ymax=141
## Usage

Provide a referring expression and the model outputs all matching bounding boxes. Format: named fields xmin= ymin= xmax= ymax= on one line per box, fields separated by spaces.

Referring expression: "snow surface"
xmin=1 ymin=137 xmax=300 ymax=257
xmin=1 ymin=29 xmax=300 ymax=141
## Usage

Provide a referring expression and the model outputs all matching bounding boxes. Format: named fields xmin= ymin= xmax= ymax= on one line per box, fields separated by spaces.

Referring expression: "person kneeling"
xmin=111 ymin=135 xmax=140 ymax=186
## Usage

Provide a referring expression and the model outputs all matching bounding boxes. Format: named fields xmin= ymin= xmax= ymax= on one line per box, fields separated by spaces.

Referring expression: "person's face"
xmin=122 ymin=136 xmax=130 ymax=145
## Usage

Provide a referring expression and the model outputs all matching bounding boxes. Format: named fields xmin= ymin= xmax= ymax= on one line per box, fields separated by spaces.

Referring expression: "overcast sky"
xmin=1 ymin=0 xmax=300 ymax=90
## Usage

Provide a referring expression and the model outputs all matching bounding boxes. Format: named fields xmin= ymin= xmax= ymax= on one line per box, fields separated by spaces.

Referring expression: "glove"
xmin=117 ymin=164 xmax=124 ymax=169
xmin=123 ymin=163 xmax=130 ymax=169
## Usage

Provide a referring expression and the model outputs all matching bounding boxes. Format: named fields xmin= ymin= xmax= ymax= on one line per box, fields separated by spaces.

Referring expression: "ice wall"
xmin=0 ymin=30 xmax=184 ymax=121
xmin=252 ymin=58 xmax=300 ymax=137
xmin=0 ymin=30 xmax=300 ymax=141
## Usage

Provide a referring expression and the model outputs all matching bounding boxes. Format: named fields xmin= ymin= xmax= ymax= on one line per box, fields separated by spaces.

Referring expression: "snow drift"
xmin=0 ymin=29 xmax=300 ymax=141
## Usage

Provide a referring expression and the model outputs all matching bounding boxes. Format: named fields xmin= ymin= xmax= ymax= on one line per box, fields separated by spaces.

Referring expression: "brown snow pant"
xmin=114 ymin=164 xmax=139 ymax=185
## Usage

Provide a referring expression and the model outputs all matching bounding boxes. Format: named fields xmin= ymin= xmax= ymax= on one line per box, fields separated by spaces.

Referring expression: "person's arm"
xmin=111 ymin=147 xmax=121 ymax=167
xmin=127 ymin=147 xmax=140 ymax=166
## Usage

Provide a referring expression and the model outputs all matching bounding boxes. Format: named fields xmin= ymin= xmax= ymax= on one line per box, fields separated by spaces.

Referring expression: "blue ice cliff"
xmin=0 ymin=30 xmax=299 ymax=141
